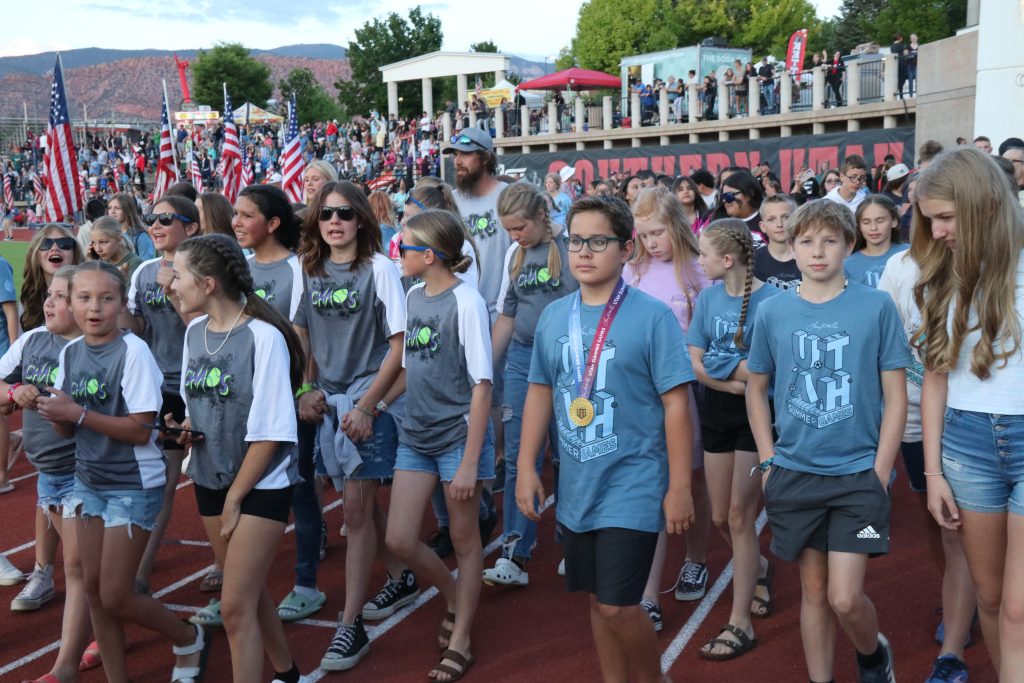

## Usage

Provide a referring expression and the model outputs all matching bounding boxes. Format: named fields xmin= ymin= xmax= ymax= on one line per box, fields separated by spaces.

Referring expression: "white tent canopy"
xmin=232 ymin=102 xmax=283 ymax=123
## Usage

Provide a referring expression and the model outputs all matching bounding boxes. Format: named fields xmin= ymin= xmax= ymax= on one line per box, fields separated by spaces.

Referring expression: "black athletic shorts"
xmin=159 ymin=392 xmax=187 ymax=451
xmin=698 ymin=387 xmax=757 ymax=453
xmin=194 ymin=484 xmax=294 ymax=524
xmin=561 ymin=526 xmax=659 ymax=606
xmin=764 ymin=465 xmax=890 ymax=562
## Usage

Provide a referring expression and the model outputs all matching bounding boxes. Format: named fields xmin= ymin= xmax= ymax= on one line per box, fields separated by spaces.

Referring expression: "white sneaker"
xmin=11 ymin=564 xmax=55 ymax=611
xmin=0 ymin=555 xmax=24 ymax=586
xmin=557 ymin=558 xmax=566 ymax=576
xmin=482 ymin=557 xmax=528 ymax=586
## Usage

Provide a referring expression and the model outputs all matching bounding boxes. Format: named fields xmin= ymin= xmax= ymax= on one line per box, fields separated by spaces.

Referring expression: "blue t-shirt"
xmin=131 ymin=231 xmax=156 ymax=260
xmin=746 ymin=284 xmax=912 ymax=475
xmin=529 ymin=287 xmax=695 ymax=533
xmin=0 ymin=257 xmax=15 ymax=354
xmin=845 ymin=243 xmax=909 ymax=288
xmin=687 ymin=282 xmax=779 ymax=380
xmin=552 ymin=191 xmax=572 ymax=227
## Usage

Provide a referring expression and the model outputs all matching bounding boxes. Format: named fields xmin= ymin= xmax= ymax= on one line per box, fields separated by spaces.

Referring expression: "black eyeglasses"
xmin=319 ymin=205 xmax=356 ymax=222
xmin=567 ymin=235 xmax=629 ymax=253
xmin=144 ymin=212 xmax=193 ymax=226
xmin=449 ymin=134 xmax=488 ymax=152
xmin=40 ymin=237 xmax=76 ymax=251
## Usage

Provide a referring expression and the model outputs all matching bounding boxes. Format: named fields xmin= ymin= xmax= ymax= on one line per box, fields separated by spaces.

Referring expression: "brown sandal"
xmin=429 ymin=648 xmax=475 ymax=682
xmin=436 ymin=610 xmax=456 ymax=650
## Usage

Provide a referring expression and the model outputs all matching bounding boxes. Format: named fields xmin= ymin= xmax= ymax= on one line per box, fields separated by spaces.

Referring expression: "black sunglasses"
xmin=449 ymin=134 xmax=488 ymax=152
xmin=721 ymin=192 xmax=738 ymax=204
xmin=40 ymin=237 xmax=76 ymax=251
xmin=319 ymin=205 xmax=356 ymax=222
xmin=144 ymin=212 xmax=193 ymax=226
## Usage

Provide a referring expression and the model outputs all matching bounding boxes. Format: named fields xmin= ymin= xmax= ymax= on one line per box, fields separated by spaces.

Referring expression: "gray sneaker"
xmin=11 ymin=564 xmax=55 ymax=611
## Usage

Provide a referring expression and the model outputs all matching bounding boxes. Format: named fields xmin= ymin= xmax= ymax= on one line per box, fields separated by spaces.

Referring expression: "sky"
xmin=2 ymin=0 xmax=842 ymax=60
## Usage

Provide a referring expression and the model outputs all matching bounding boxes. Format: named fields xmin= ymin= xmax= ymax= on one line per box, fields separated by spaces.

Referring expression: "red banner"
xmin=787 ymin=28 xmax=809 ymax=75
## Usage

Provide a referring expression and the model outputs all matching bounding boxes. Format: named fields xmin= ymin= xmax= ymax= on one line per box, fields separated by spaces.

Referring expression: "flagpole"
xmin=163 ymin=79 xmax=179 ymax=175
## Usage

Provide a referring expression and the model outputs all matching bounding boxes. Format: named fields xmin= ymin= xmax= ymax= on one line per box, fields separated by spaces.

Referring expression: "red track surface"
xmin=0 ymin=449 xmax=998 ymax=683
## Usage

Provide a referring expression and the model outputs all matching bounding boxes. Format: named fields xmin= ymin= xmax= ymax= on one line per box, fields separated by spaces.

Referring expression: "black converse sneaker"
xmin=321 ymin=614 xmax=369 ymax=671
xmin=361 ymin=569 xmax=420 ymax=620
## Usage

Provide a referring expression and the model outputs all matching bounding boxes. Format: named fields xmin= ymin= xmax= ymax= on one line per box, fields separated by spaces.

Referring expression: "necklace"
xmin=204 ymin=306 xmax=246 ymax=356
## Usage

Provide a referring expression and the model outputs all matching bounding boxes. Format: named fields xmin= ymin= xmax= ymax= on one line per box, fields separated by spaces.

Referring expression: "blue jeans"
xmin=291 ymin=419 xmax=322 ymax=589
xmin=500 ymin=342 xmax=557 ymax=561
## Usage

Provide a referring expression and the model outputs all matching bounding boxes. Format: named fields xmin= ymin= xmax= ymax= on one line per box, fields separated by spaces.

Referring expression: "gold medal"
xmin=569 ymin=397 xmax=595 ymax=427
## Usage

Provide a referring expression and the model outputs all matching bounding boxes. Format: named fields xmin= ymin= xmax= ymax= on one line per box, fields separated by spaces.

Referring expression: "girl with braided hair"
xmin=165 ymin=233 xmax=305 ymax=683
xmin=293 ymin=180 xmax=415 ymax=673
xmin=690 ymin=218 xmax=779 ymax=661
xmin=625 ymin=187 xmax=713 ymax=630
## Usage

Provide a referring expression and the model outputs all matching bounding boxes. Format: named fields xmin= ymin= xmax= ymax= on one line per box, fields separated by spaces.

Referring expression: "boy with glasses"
xmin=824 ymin=154 xmax=869 ymax=213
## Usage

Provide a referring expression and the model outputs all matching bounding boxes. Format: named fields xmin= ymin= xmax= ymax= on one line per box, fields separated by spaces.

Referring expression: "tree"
xmin=736 ymin=0 xmax=820 ymax=57
xmin=875 ymin=0 xmax=967 ymax=47
xmin=191 ymin=43 xmax=273 ymax=110
xmin=568 ymin=0 xmax=680 ymax=74
xmin=470 ymin=41 xmax=498 ymax=53
xmin=335 ymin=6 xmax=443 ymax=119
xmin=279 ymin=68 xmax=340 ymax=125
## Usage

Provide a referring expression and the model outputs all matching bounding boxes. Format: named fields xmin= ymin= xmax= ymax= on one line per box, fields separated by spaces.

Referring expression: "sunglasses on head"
xmin=40 ymin=237 xmax=76 ymax=251
xmin=319 ymin=205 xmax=356 ymax=222
xmin=449 ymin=134 xmax=488 ymax=152
xmin=144 ymin=212 xmax=192 ymax=226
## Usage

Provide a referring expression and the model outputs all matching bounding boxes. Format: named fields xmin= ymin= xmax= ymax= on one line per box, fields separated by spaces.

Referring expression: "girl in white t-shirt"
xmin=915 ymin=148 xmax=1024 ymax=680
xmin=624 ymin=187 xmax=712 ymax=629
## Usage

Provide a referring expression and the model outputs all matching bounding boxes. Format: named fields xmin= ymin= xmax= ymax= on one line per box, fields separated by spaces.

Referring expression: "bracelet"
xmin=7 ymin=383 xmax=21 ymax=407
xmin=354 ymin=404 xmax=375 ymax=418
xmin=923 ymin=471 xmax=944 ymax=477
xmin=375 ymin=399 xmax=389 ymax=414
xmin=750 ymin=456 xmax=775 ymax=476
xmin=75 ymin=405 xmax=88 ymax=427
xmin=294 ymin=383 xmax=315 ymax=399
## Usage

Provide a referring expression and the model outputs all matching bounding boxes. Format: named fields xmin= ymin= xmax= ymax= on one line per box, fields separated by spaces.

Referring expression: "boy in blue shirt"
xmin=746 ymin=199 xmax=911 ymax=683
xmin=516 ymin=195 xmax=695 ymax=683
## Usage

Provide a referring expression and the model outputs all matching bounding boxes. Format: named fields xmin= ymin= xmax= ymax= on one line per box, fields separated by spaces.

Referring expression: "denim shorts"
xmin=66 ymin=478 xmax=165 ymax=531
xmin=351 ymin=412 xmax=399 ymax=481
xmin=941 ymin=408 xmax=1024 ymax=515
xmin=37 ymin=471 xmax=75 ymax=516
xmin=395 ymin=422 xmax=496 ymax=482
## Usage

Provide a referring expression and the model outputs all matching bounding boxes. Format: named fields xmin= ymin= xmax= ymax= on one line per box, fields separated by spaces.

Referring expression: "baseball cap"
xmin=886 ymin=163 xmax=910 ymax=182
xmin=269 ymin=172 xmax=283 ymax=183
xmin=442 ymin=128 xmax=493 ymax=154
xmin=559 ymin=166 xmax=576 ymax=183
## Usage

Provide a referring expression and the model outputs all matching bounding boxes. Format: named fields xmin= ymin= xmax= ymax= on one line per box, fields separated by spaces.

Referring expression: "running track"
xmin=0 ymin=440 xmax=998 ymax=682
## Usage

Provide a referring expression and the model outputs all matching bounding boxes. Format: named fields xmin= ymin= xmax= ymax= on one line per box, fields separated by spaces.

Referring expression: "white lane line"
xmin=303 ymin=495 xmax=555 ymax=682
xmin=0 ymin=493 xmax=346 ymax=673
xmin=11 ymin=470 xmax=39 ymax=483
xmin=659 ymin=509 xmax=768 ymax=672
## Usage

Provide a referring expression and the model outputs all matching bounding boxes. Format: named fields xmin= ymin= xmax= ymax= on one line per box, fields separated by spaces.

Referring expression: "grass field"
xmin=0 ymin=241 xmax=31 ymax=297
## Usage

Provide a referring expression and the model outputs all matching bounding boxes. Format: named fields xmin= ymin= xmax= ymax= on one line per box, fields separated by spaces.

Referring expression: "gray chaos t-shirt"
xmin=181 ymin=317 xmax=298 ymax=490
xmin=454 ymin=181 xmax=510 ymax=321
xmin=128 ymin=257 xmax=188 ymax=394
xmin=247 ymin=253 xmax=303 ymax=320
xmin=497 ymin=237 xmax=578 ymax=346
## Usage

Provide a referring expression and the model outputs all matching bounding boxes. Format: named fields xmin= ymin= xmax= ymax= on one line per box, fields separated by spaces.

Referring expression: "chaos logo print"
xmin=253 ymin=278 xmax=277 ymax=304
xmin=184 ymin=357 xmax=234 ymax=399
xmin=142 ymin=283 xmax=174 ymax=311
xmin=516 ymin=263 xmax=561 ymax=294
xmin=786 ymin=326 xmax=853 ymax=429
xmin=554 ymin=333 xmax=618 ymax=463
xmin=466 ymin=210 xmax=499 ymax=240
xmin=69 ymin=372 xmax=109 ymax=403
xmin=310 ymin=277 xmax=361 ymax=317
xmin=406 ymin=316 xmax=443 ymax=359
xmin=23 ymin=355 xmax=60 ymax=387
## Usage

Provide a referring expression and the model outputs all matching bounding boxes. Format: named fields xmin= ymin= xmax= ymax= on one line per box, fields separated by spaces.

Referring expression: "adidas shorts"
xmin=764 ymin=466 xmax=890 ymax=562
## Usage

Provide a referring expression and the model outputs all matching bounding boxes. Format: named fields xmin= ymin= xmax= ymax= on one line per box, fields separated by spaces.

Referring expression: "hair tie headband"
xmin=406 ymin=197 xmax=426 ymax=211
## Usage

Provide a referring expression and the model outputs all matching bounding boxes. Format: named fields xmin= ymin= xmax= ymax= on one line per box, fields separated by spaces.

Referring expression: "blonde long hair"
xmin=911 ymin=148 xmax=1024 ymax=379
xmin=631 ymin=187 xmax=704 ymax=321
xmin=496 ymin=182 xmax=562 ymax=282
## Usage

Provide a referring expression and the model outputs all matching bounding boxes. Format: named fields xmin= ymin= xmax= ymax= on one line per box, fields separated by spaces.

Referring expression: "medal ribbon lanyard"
xmin=569 ymin=278 xmax=629 ymax=401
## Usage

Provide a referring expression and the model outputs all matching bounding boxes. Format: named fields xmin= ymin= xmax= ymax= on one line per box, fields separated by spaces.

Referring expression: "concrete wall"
xmin=974 ymin=1 xmax=1024 ymax=145
xmin=915 ymin=30 xmax=977 ymax=152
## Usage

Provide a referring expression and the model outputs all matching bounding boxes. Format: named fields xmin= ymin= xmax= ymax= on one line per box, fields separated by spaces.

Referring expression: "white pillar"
xmin=975 ymin=0 xmax=1024 ymax=141
xmin=468 ymin=109 xmax=477 ymax=129
xmin=630 ymin=93 xmax=641 ymax=126
xmin=780 ymin=75 xmax=792 ymax=114
xmin=521 ymin=105 xmax=530 ymax=136
xmin=495 ymin=70 xmax=505 ymax=83
xmin=387 ymin=81 xmax=399 ymax=120
xmin=421 ymin=77 xmax=433 ymax=117
xmin=847 ymin=118 xmax=861 ymax=132
xmin=747 ymin=77 xmax=760 ymax=118
xmin=658 ymin=88 xmax=669 ymax=126
xmin=812 ymin=68 xmax=826 ymax=111
xmin=456 ymin=74 xmax=468 ymax=109
xmin=547 ymin=100 xmax=558 ymax=134
xmin=883 ymin=55 xmax=898 ymax=102
xmin=602 ymin=96 xmax=613 ymax=130
xmin=574 ymin=96 xmax=585 ymax=133
xmin=442 ymin=113 xmax=452 ymax=143
xmin=717 ymin=80 xmax=729 ymax=121
xmin=495 ymin=107 xmax=504 ymax=139
xmin=847 ymin=60 xmax=860 ymax=106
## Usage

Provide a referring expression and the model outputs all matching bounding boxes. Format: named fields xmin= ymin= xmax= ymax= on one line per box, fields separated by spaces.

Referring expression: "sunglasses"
xmin=319 ymin=205 xmax=356 ymax=222
xmin=40 ymin=237 xmax=76 ymax=251
xmin=449 ymin=134 xmax=488 ymax=152
xmin=144 ymin=212 xmax=193 ymax=226
xmin=721 ymin=191 xmax=738 ymax=204
xmin=396 ymin=234 xmax=448 ymax=260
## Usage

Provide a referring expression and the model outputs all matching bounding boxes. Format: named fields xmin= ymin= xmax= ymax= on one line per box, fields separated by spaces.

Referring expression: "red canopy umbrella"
xmin=516 ymin=67 xmax=621 ymax=91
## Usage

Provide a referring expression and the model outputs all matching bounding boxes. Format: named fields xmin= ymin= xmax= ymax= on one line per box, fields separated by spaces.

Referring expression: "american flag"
xmin=43 ymin=56 xmax=82 ymax=222
xmin=33 ymin=172 xmax=45 ymax=206
xmin=152 ymin=86 xmax=178 ymax=200
xmin=280 ymin=94 xmax=304 ymax=203
xmin=190 ymin=149 xmax=202 ymax=190
xmin=79 ymin=171 xmax=88 ymax=203
xmin=2 ymin=173 xmax=12 ymax=209
xmin=240 ymin=145 xmax=254 ymax=188
xmin=220 ymin=84 xmax=242 ymax=203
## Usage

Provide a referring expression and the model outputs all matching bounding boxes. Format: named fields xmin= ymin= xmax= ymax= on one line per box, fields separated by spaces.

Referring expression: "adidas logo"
xmin=857 ymin=525 xmax=881 ymax=540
